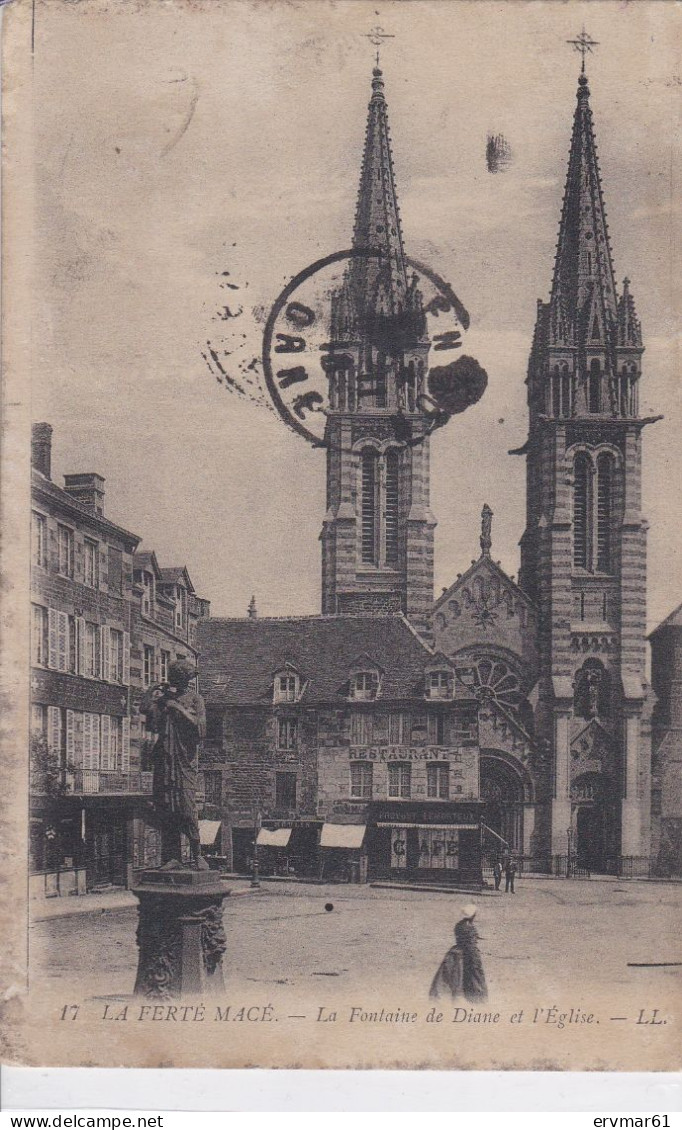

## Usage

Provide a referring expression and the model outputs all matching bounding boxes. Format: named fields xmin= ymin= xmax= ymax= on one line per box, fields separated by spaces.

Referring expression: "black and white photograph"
xmin=1 ymin=0 xmax=681 ymax=1075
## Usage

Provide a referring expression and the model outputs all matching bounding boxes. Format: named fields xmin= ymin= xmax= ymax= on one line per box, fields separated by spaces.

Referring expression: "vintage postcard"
xmin=1 ymin=0 xmax=680 ymax=1073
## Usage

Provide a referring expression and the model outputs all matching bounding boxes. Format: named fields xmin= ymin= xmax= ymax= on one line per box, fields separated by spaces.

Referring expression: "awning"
xmin=320 ymin=823 xmax=366 ymax=849
xmin=199 ymin=820 xmax=221 ymax=846
xmin=256 ymin=827 xmax=292 ymax=848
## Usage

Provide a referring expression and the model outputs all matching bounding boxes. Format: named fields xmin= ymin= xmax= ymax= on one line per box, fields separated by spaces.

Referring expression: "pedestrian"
xmin=429 ymin=904 xmax=488 ymax=1003
xmin=492 ymin=858 xmax=502 ymax=891
xmin=505 ymin=857 xmax=517 ymax=893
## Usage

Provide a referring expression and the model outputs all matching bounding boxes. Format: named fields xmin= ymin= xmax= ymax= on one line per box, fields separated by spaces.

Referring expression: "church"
xmin=198 ymin=52 xmax=681 ymax=881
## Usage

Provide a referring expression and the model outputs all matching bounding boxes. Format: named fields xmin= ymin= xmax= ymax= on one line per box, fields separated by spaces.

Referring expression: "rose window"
xmin=471 ymin=657 xmax=522 ymax=710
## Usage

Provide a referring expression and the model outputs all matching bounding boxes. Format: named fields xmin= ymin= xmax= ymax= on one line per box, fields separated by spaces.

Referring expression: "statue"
xmin=480 ymin=503 xmax=493 ymax=557
xmin=141 ymin=659 xmax=207 ymax=869
xmin=586 ymin=669 xmax=601 ymax=718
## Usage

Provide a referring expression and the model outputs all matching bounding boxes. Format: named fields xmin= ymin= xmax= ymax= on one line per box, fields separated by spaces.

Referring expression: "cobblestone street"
xmin=30 ymin=878 xmax=682 ymax=1002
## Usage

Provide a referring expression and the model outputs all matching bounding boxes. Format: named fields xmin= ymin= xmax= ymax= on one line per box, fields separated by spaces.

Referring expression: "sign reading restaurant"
xmin=344 ymin=746 xmax=472 ymax=762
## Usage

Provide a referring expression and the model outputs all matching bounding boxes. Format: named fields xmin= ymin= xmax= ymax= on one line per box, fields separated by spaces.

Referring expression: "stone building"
xmin=199 ymin=613 xmax=483 ymax=883
xmin=30 ymin=423 xmax=210 ymax=894
xmin=198 ymin=58 xmax=679 ymax=878
xmin=649 ymin=605 xmax=682 ymax=874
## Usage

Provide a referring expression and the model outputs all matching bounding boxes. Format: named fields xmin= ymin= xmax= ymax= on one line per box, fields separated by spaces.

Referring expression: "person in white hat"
xmin=429 ymin=903 xmax=488 ymax=1002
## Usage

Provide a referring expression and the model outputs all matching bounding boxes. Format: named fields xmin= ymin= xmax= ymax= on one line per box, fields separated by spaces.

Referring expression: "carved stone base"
xmin=132 ymin=869 xmax=229 ymax=998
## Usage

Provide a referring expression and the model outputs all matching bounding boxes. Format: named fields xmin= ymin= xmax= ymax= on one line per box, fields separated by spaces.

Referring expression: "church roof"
xmin=435 ymin=553 xmax=534 ymax=617
xmin=198 ymin=614 xmax=479 ymax=707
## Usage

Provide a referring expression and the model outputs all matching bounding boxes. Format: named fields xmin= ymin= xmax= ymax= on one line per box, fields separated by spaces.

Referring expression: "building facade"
xmin=30 ymin=424 xmax=210 ymax=894
xmin=199 ymin=614 xmax=483 ymax=884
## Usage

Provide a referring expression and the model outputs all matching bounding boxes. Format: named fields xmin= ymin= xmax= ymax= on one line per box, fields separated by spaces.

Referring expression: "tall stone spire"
xmin=348 ymin=66 xmax=409 ymax=318
xmin=321 ymin=62 xmax=434 ymax=640
xmin=548 ymin=71 xmax=618 ymax=352
xmin=525 ymin=64 xmax=644 ymax=422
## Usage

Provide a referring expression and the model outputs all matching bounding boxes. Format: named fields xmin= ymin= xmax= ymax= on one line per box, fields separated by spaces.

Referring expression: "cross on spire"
xmin=567 ymin=27 xmax=599 ymax=74
xmin=364 ymin=25 xmax=394 ymax=67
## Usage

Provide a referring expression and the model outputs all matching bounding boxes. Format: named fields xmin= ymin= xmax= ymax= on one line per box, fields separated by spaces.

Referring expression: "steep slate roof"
xmin=159 ymin=566 xmax=195 ymax=593
xmin=199 ymin=614 xmax=478 ymax=707
xmin=133 ymin=550 xmax=161 ymax=578
xmin=32 ymin=467 xmax=140 ymax=550
xmin=649 ymin=602 xmax=682 ymax=638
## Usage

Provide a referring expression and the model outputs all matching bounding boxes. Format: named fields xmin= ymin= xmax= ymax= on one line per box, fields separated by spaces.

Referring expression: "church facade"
xmin=198 ymin=57 xmax=681 ymax=878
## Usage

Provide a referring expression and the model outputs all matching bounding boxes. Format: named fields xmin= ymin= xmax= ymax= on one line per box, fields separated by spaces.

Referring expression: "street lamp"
xmin=251 ymin=807 xmax=261 ymax=889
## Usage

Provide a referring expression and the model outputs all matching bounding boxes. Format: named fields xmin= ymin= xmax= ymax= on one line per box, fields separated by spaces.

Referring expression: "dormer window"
xmin=428 ymin=671 xmax=451 ymax=700
xmin=274 ymin=672 xmax=300 ymax=704
xmin=351 ymin=671 xmax=377 ymax=701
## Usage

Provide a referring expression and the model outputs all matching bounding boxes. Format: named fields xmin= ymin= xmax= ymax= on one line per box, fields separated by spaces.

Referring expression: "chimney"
xmin=248 ymin=595 xmax=257 ymax=619
xmin=63 ymin=473 xmax=106 ymax=515
xmin=31 ymin=423 xmax=53 ymax=479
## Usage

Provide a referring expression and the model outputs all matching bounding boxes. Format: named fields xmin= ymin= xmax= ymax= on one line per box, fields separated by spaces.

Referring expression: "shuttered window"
xmin=596 ymin=453 xmax=613 ymax=573
xmin=573 ymin=453 xmax=590 ymax=569
xmin=361 ymin=449 xmax=379 ymax=564
xmin=385 ymin=449 xmax=400 ymax=567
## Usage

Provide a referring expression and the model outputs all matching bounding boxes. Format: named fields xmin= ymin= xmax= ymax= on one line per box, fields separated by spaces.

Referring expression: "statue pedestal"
xmin=132 ymin=868 xmax=229 ymax=998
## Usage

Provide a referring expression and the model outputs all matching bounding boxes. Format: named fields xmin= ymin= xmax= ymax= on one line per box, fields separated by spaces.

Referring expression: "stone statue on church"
xmin=140 ymin=659 xmax=207 ymax=869
xmin=480 ymin=504 xmax=493 ymax=558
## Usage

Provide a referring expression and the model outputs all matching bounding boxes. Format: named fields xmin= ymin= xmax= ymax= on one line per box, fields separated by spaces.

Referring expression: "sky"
xmin=29 ymin=0 xmax=681 ymax=628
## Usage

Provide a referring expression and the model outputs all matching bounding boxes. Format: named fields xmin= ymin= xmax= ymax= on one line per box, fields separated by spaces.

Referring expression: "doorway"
xmin=480 ymin=755 xmax=525 ymax=854
xmin=576 ymin=805 xmax=605 ymax=872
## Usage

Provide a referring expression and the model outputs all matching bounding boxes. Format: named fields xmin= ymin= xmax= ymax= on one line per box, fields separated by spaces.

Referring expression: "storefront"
xmin=319 ymin=823 xmax=367 ymax=882
xmin=365 ymin=801 xmax=484 ymax=886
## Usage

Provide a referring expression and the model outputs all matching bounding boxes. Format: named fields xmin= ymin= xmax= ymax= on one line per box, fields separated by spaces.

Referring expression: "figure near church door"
xmin=141 ymin=659 xmax=207 ymax=869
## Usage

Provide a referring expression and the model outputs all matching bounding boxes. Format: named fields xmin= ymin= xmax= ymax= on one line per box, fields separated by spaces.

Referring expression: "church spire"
xmin=346 ymin=65 xmax=409 ymax=320
xmin=548 ymin=69 xmax=618 ymax=351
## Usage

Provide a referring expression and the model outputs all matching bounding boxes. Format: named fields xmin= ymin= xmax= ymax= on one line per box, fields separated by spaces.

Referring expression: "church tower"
xmin=518 ymin=60 xmax=655 ymax=865
xmin=320 ymin=66 xmax=435 ymax=638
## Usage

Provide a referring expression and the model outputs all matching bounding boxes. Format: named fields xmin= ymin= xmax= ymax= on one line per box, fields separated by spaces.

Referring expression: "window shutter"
xmin=122 ymin=632 xmax=130 ymax=685
xmin=66 ymin=709 xmax=75 ymax=764
xmin=83 ymin=713 xmax=92 ymax=770
xmin=76 ymin=617 xmax=85 ymax=675
xmin=91 ymin=714 xmax=101 ymax=770
xmin=47 ymin=706 xmax=62 ymax=755
xmin=100 ymin=715 xmax=111 ymax=771
xmin=48 ymin=608 xmax=58 ymax=670
xmin=57 ymin=611 xmax=68 ymax=672
xmin=101 ymin=625 xmax=110 ymax=683
xmin=72 ymin=712 xmax=83 ymax=769
xmin=122 ymin=716 xmax=130 ymax=772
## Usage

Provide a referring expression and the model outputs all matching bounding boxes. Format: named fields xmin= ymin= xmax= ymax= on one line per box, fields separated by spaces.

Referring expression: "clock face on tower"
xmin=262 ymin=248 xmax=486 ymax=447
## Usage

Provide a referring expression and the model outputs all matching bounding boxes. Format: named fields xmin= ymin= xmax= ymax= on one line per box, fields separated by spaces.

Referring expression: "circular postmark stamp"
xmin=262 ymin=248 xmax=487 ymax=447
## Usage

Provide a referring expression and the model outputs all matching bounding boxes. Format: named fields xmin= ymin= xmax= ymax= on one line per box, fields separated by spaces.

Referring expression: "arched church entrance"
xmin=480 ymin=755 xmax=525 ymax=855
xmin=571 ymin=772 xmax=613 ymax=873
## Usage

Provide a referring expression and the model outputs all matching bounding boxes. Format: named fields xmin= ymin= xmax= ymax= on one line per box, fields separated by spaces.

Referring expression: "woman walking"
xmin=429 ymin=903 xmax=488 ymax=1003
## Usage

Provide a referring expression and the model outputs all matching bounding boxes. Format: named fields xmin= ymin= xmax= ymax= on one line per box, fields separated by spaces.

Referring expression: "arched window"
xmin=385 ymin=449 xmax=400 ymax=567
xmin=596 ymin=453 xmax=613 ymax=573
xmin=588 ymin=359 xmax=601 ymax=413
xmin=361 ymin=449 xmax=379 ymax=565
xmin=573 ymin=453 xmax=591 ymax=569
